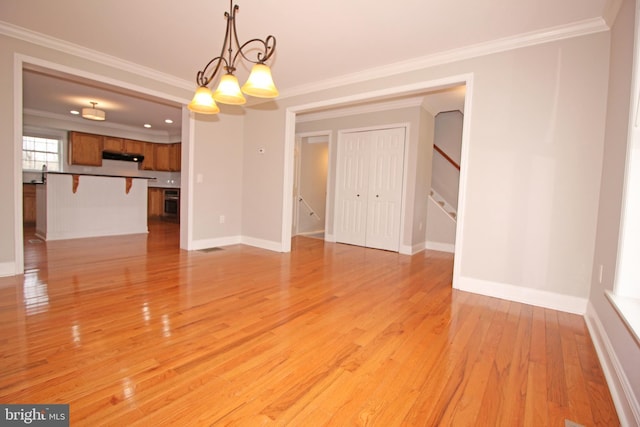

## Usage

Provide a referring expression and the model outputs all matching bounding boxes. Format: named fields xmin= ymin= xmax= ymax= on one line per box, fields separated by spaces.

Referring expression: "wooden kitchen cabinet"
xmin=148 ymin=187 xmax=164 ymax=217
xmin=103 ymin=136 xmax=124 ymax=152
xmin=23 ymin=184 xmax=36 ymax=224
xmin=169 ymin=143 xmax=181 ymax=171
xmin=153 ymin=143 xmax=181 ymax=172
xmin=154 ymin=144 xmax=171 ymax=171
xmin=124 ymin=139 xmax=143 ymax=154
xmin=140 ymin=142 xmax=155 ymax=171
xmin=68 ymin=131 xmax=103 ymax=166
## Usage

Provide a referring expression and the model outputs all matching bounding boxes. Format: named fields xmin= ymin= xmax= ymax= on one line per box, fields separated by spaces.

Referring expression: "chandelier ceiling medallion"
xmin=188 ymin=0 xmax=279 ymax=115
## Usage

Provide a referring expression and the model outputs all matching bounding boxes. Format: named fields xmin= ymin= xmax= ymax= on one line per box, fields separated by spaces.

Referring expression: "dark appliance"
xmin=102 ymin=151 xmax=144 ymax=162
xmin=163 ymin=189 xmax=179 ymax=218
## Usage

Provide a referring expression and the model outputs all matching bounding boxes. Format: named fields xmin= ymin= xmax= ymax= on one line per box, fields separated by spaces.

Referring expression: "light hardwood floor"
xmin=0 ymin=221 xmax=619 ymax=426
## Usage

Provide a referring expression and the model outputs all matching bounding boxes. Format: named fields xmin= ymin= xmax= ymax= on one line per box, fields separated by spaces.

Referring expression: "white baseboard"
xmin=585 ymin=302 xmax=640 ymax=427
xmin=425 ymin=241 xmax=455 ymax=253
xmin=241 ymin=236 xmax=286 ymax=252
xmin=190 ymin=235 xmax=242 ymax=251
xmin=399 ymin=244 xmax=414 ymax=255
xmin=296 ymin=229 xmax=325 ymax=237
xmin=454 ymin=276 xmax=587 ymax=314
xmin=44 ymin=228 xmax=148 ymax=241
xmin=0 ymin=261 xmax=17 ymax=277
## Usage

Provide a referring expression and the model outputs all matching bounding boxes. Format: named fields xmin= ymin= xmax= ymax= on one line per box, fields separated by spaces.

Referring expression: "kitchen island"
xmin=36 ymin=172 xmax=153 ymax=241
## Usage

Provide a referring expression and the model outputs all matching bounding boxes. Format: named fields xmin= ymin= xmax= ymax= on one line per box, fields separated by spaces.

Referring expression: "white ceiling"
xmin=0 ymin=0 xmax=611 ymax=131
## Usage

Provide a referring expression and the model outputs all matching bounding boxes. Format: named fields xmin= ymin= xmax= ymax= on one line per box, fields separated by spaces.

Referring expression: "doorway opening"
xmin=14 ymin=57 xmax=190 ymax=275
xmin=284 ymin=74 xmax=473 ymax=288
xmin=292 ymin=132 xmax=330 ymax=240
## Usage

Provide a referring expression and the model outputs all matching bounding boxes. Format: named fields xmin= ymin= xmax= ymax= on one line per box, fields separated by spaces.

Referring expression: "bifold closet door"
xmin=334 ymin=131 xmax=369 ymax=247
xmin=335 ymin=127 xmax=406 ymax=251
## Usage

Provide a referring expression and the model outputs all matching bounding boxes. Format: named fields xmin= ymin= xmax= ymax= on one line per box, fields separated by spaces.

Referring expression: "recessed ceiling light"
xmin=70 ymin=110 xmax=80 ymax=115
xmin=165 ymin=119 xmax=173 ymax=124
xmin=144 ymin=124 xmax=152 ymax=128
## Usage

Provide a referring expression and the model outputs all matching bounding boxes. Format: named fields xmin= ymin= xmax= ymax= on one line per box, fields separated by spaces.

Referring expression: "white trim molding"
xmin=585 ymin=302 xmax=640 ymax=427
xmin=426 ymin=242 xmax=455 ymax=253
xmin=455 ymin=276 xmax=588 ymax=315
xmin=0 ymin=262 xmax=17 ymax=278
xmin=281 ymin=18 xmax=609 ymax=100
xmin=0 ymin=21 xmax=192 ymax=91
xmin=189 ymin=236 xmax=242 ymax=251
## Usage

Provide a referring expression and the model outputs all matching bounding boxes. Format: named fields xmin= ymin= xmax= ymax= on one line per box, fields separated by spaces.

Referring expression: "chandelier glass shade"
xmin=187 ymin=86 xmax=220 ymax=114
xmin=188 ymin=0 xmax=278 ymax=115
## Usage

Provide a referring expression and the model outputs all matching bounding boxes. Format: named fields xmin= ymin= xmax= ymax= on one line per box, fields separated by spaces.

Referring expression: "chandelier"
xmin=82 ymin=102 xmax=106 ymax=121
xmin=188 ymin=0 xmax=278 ymax=115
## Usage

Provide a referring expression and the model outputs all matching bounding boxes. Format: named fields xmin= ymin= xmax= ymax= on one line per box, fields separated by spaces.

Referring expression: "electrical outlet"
xmin=219 ymin=215 xmax=225 ymax=224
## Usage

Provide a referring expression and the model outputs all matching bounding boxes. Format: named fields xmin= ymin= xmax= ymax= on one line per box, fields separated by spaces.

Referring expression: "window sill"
xmin=605 ymin=290 xmax=640 ymax=346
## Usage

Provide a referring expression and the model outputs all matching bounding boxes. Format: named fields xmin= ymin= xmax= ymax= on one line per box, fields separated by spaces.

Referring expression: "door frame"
xmin=282 ymin=73 xmax=474 ymax=292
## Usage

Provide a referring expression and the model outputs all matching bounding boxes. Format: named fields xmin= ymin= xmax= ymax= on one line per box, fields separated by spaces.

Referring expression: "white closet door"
xmin=365 ymin=127 xmax=405 ymax=251
xmin=334 ymin=127 xmax=405 ymax=251
xmin=335 ymin=132 xmax=369 ymax=246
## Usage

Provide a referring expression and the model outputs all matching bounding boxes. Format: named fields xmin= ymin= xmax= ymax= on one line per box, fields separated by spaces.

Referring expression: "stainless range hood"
xmin=102 ymin=151 xmax=144 ymax=163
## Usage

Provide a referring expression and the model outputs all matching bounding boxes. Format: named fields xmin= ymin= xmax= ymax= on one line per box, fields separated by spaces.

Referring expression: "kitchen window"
xmin=22 ymin=135 xmax=61 ymax=171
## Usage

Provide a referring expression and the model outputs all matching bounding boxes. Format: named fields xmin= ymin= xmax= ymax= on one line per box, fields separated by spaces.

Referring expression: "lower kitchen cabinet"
xmin=23 ymin=184 xmax=36 ymax=224
xmin=148 ymin=188 xmax=164 ymax=217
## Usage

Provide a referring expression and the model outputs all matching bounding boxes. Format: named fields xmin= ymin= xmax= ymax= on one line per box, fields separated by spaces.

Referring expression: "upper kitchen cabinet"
xmin=140 ymin=142 xmax=155 ymax=171
xmin=68 ymin=131 xmax=103 ymax=166
xmin=170 ymin=143 xmax=181 ymax=171
xmin=124 ymin=139 xmax=143 ymax=154
xmin=103 ymin=136 xmax=124 ymax=152
xmin=154 ymin=144 xmax=171 ymax=171
xmin=154 ymin=143 xmax=181 ymax=171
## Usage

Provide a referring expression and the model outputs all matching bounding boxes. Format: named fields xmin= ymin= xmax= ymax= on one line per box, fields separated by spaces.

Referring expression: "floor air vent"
xmin=198 ymin=247 xmax=223 ymax=253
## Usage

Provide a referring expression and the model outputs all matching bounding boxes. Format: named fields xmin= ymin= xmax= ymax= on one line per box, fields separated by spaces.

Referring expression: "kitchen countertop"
xmin=47 ymin=171 xmax=156 ymax=180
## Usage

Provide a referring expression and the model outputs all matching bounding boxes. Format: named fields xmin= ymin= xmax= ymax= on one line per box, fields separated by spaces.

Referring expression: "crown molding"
xmin=0 ymin=20 xmax=193 ymax=91
xmin=602 ymin=0 xmax=624 ymax=28
xmin=281 ymin=17 xmax=609 ymax=100
xmin=2 ymin=16 xmax=609 ymax=103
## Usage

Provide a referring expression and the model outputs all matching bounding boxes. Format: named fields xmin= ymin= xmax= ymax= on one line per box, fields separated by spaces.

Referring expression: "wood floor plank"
xmin=0 ymin=221 xmax=620 ymax=425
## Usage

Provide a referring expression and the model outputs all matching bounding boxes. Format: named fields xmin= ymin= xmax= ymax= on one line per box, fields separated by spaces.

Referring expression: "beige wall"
xmin=588 ymin=0 xmax=640 ymax=422
xmin=250 ymin=31 xmax=610 ymax=303
xmin=190 ymin=112 xmax=244 ymax=244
